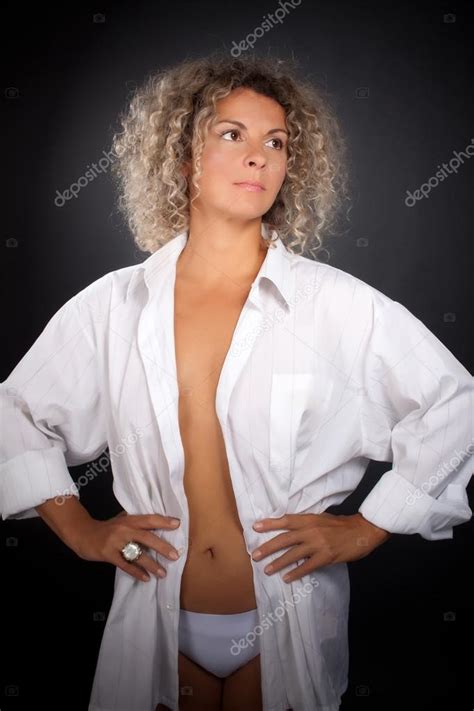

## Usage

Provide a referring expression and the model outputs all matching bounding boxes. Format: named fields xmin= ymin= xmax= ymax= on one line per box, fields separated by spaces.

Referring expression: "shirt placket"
xmin=213 ymin=288 xmax=284 ymax=709
xmin=139 ymin=262 xmax=274 ymax=706
xmin=136 ymin=265 xmax=188 ymax=705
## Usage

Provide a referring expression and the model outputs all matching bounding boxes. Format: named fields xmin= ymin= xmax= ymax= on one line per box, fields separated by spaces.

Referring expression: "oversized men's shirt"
xmin=1 ymin=223 xmax=473 ymax=711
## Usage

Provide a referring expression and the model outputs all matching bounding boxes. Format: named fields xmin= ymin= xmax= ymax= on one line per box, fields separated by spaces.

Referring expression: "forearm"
xmin=35 ymin=495 xmax=95 ymax=554
xmin=352 ymin=512 xmax=392 ymax=548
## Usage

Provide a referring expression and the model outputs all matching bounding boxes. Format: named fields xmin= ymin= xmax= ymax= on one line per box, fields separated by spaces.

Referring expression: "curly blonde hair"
xmin=110 ymin=49 xmax=352 ymax=260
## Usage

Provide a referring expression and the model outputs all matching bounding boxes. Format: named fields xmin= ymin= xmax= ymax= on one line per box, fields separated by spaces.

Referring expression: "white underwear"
xmin=178 ymin=608 xmax=260 ymax=678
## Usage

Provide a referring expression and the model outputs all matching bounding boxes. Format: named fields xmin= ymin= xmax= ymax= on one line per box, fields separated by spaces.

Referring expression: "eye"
xmin=219 ymin=129 xmax=285 ymax=150
xmin=220 ymin=129 xmax=241 ymax=142
xmin=266 ymin=137 xmax=285 ymax=150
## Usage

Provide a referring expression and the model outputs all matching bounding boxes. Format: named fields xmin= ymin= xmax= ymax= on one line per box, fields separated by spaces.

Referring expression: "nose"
xmin=244 ymin=142 xmax=266 ymax=169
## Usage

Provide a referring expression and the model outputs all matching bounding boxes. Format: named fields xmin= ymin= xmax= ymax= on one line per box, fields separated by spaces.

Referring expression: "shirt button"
xmin=165 ymin=603 xmax=175 ymax=611
xmin=177 ymin=546 xmax=185 ymax=556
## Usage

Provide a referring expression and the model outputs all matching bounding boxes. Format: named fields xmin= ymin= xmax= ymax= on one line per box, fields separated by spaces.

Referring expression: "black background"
xmin=2 ymin=1 xmax=473 ymax=709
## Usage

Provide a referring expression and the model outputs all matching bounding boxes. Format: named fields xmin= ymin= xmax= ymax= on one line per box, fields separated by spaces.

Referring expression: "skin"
xmin=179 ymin=86 xmax=391 ymax=577
xmin=251 ymin=512 xmax=391 ymax=582
xmin=178 ymin=86 xmax=289 ymax=289
xmin=155 ymin=87 xmax=391 ymax=711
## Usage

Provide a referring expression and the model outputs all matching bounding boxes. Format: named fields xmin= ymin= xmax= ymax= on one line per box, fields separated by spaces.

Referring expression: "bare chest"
xmin=173 ymin=281 xmax=249 ymax=410
xmin=173 ymin=277 xmax=259 ymax=611
xmin=173 ymin=277 xmax=253 ymax=526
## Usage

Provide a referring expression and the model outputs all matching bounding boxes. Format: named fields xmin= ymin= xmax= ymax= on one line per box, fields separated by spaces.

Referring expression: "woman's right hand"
xmin=73 ymin=511 xmax=182 ymax=582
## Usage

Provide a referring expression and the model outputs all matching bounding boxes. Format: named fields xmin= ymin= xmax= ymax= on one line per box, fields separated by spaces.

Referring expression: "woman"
xmin=1 ymin=52 xmax=472 ymax=711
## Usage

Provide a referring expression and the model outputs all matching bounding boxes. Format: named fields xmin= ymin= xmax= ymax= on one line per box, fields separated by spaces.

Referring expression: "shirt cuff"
xmin=0 ymin=446 xmax=80 ymax=521
xmin=358 ymin=469 xmax=472 ymax=540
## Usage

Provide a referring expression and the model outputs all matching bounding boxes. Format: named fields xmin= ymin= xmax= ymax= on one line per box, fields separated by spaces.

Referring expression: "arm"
xmin=0 ymin=277 xmax=109 ymax=522
xmin=357 ymin=299 xmax=473 ymax=540
xmin=35 ymin=495 xmax=96 ymax=555
xmin=353 ymin=512 xmax=393 ymax=545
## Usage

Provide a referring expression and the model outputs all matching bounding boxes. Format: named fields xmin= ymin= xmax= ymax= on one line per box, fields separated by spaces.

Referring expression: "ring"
xmin=121 ymin=541 xmax=143 ymax=562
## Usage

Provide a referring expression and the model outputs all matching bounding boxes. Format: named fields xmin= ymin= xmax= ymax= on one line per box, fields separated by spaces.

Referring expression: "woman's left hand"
xmin=251 ymin=512 xmax=391 ymax=583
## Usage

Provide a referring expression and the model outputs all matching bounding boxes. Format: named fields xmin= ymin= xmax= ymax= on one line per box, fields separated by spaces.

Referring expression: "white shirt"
xmin=1 ymin=223 xmax=473 ymax=711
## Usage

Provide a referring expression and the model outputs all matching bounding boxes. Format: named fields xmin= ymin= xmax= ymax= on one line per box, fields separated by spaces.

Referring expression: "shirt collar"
xmin=125 ymin=222 xmax=294 ymax=310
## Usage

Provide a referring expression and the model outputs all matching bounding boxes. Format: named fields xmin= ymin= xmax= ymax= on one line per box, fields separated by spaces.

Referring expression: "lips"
xmin=234 ymin=182 xmax=266 ymax=192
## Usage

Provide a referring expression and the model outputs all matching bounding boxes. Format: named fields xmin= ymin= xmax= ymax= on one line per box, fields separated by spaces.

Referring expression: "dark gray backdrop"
xmin=2 ymin=1 xmax=472 ymax=709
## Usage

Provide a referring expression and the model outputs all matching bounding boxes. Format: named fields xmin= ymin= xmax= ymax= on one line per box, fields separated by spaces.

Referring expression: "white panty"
xmin=178 ymin=608 xmax=260 ymax=678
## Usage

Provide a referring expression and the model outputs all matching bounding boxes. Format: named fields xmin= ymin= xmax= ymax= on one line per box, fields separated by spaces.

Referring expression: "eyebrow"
xmin=214 ymin=119 xmax=289 ymax=137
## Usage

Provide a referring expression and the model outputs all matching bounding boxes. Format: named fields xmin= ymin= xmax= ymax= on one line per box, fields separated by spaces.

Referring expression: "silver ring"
xmin=121 ymin=541 xmax=143 ymax=563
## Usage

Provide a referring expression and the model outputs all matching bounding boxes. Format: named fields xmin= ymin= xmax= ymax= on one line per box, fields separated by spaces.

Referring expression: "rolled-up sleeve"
xmin=357 ymin=299 xmax=473 ymax=540
xmin=0 ymin=283 xmax=108 ymax=520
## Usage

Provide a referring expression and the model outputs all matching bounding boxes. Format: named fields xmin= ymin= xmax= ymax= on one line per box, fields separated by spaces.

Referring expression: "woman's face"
xmin=184 ymin=87 xmax=288 ymax=221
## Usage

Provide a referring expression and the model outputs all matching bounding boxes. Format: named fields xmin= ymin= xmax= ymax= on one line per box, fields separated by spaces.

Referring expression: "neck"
xmin=175 ymin=214 xmax=270 ymax=290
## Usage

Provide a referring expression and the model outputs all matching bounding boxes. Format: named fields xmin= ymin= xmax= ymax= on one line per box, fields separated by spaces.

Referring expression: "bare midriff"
xmin=174 ymin=270 xmax=259 ymax=614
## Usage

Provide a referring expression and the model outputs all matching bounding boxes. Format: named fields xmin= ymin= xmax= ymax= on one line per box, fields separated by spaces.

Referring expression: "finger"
xmin=253 ymin=515 xmax=288 ymax=530
xmin=132 ymin=551 xmax=167 ymax=579
xmin=111 ymin=552 xmax=154 ymax=582
xmin=253 ymin=514 xmax=313 ymax=531
xmin=281 ymin=555 xmax=327 ymax=584
xmin=261 ymin=544 xmax=312 ymax=575
xmin=252 ymin=530 xmax=304 ymax=560
xmin=125 ymin=514 xmax=181 ymax=530
xmin=121 ymin=528 xmax=181 ymax=561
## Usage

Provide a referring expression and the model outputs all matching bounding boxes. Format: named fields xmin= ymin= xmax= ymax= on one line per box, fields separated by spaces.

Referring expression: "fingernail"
xmin=170 ymin=518 xmax=180 ymax=526
xmin=254 ymin=522 xmax=264 ymax=529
